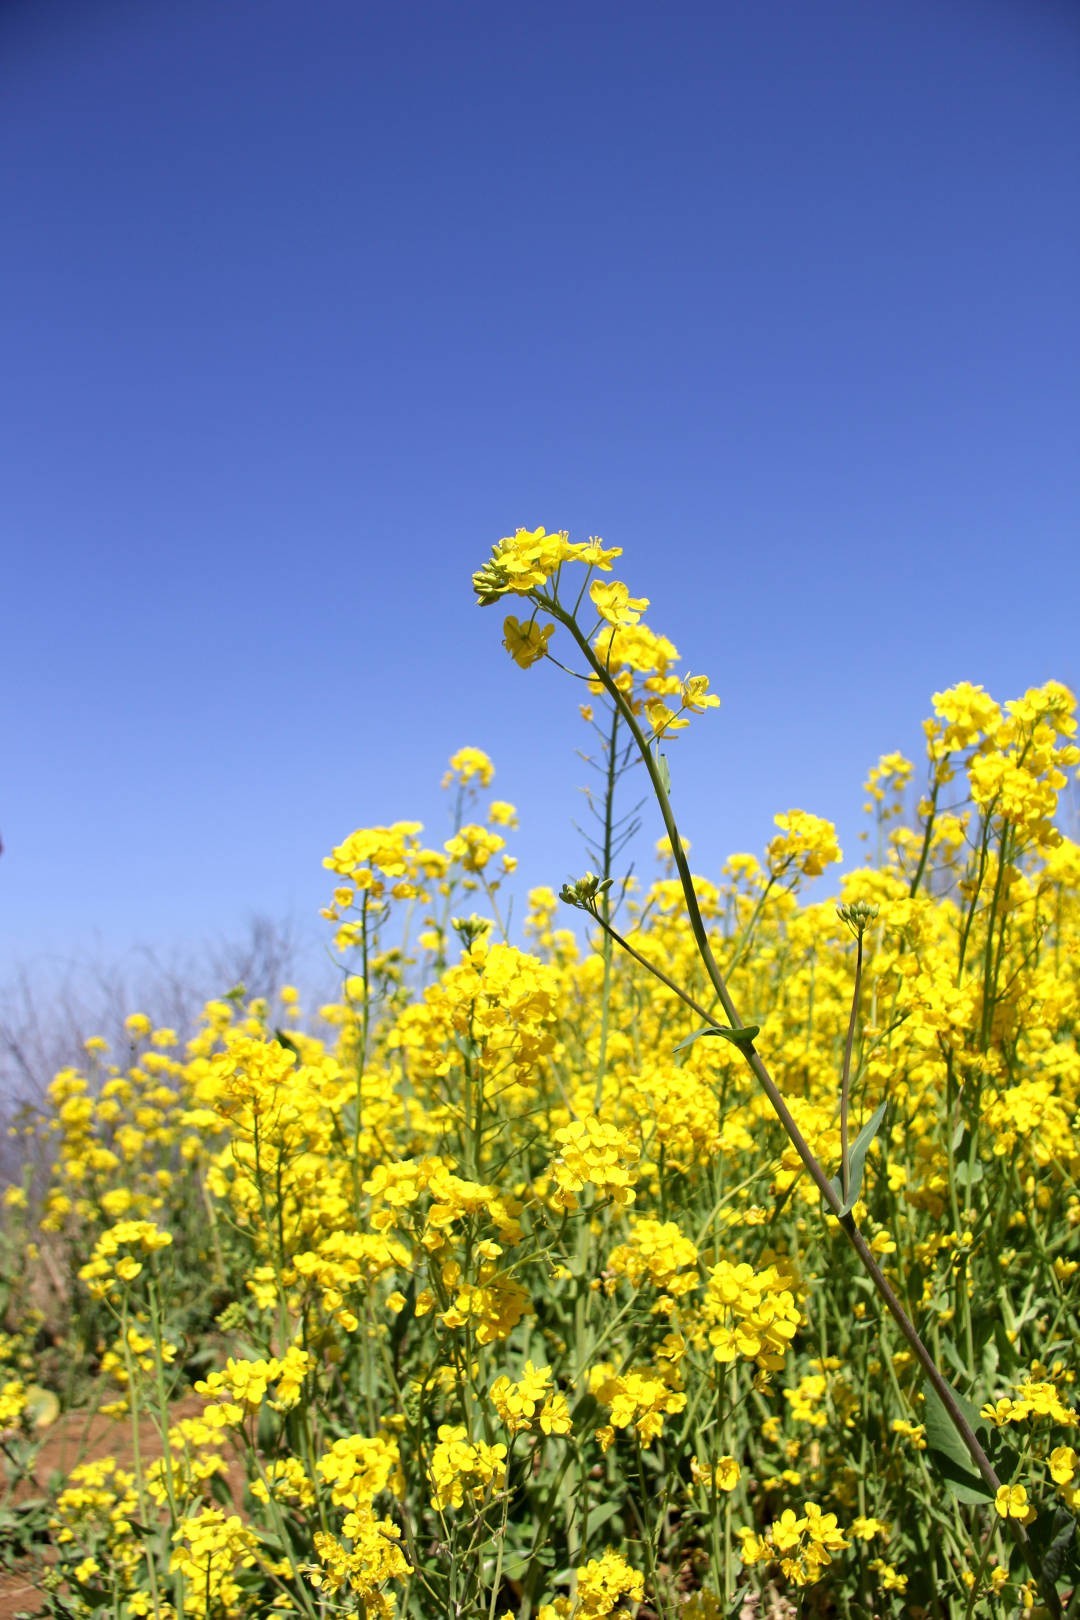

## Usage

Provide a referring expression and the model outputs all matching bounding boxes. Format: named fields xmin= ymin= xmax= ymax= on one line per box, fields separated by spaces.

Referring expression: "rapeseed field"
xmin=3 ymin=528 xmax=1080 ymax=1618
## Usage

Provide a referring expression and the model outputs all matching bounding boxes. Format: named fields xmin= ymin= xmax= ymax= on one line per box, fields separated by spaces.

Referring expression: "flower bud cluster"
xmin=559 ymin=872 xmax=614 ymax=910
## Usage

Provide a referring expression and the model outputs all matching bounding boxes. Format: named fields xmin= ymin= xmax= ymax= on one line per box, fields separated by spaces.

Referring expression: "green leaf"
xmin=586 ymin=1500 xmax=623 ymax=1535
xmin=23 ymin=1385 xmax=59 ymax=1431
xmin=827 ymin=1100 xmax=888 ymax=1216
xmin=1039 ymin=1509 xmax=1080 ymax=1587
xmin=500 ymin=1550 xmax=534 ymax=1582
xmin=923 ymin=1376 xmax=985 ymax=1452
xmin=921 ymin=1377 xmax=993 ymax=1504
xmin=674 ymin=1024 xmax=760 ymax=1054
xmin=953 ymin=1157 xmax=984 ymax=1188
xmin=980 ymin=1333 xmax=1000 ymax=1385
xmin=925 ymin=1453 xmax=993 ymax=1505
xmin=939 ymin=1333 xmax=974 ymax=1384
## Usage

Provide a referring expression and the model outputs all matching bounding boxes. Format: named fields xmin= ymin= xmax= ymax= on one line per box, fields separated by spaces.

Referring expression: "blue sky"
xmin=3 ymin=0 xmax=1079 ymax=982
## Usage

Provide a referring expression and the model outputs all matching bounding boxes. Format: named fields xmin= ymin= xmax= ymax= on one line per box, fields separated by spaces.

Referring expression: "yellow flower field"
xmin=3 ymin=529 xmax=1080 ymax=1617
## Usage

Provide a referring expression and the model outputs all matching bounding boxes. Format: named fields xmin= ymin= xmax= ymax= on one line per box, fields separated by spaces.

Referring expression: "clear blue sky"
xmin=4 ymin=0 xmax=1079 ymax=979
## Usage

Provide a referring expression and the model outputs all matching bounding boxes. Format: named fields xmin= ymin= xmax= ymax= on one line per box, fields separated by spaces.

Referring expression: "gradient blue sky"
xmin=4 ymin=0 xmax=1079 ymax=980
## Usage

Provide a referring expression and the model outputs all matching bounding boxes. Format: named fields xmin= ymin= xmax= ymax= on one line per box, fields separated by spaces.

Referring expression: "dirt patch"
xmin=0 ymin=1568 xmax=43 ymax=1620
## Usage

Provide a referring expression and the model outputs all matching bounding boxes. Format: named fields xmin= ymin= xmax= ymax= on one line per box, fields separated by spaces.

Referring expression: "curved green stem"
xmin=539 ymin=594 xmax=1059 ymax=1615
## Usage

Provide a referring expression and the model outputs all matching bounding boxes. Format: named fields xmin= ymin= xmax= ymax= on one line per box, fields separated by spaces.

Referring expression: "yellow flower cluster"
xmin=316 ymin=1432 xmax=402 ymax=1507
xmin=168 ymin=1508 xmax=265 ymax=1618
xmin=322 ymin=820 xmax=448 ymax=925
xmin=766 ymin=809 xmax=843 ymax=879
xmin=77 ymin=1218 xmax=173 ymax=1299
xmin=472 ymin=526 xmax=621 ymax=602
xmin=702 ymin=1256 xmax=802 ymax=1371
xmin=606 ymin=1216 xmax=699 ymax=1303
xmin=293 ymin=1431 xmax=410 ymax=1616
xmin=588 ymin=1356 xmax=688 ymax=1448
xmin=0 ymin=1378 xmax=27 ymax=1430
xmin=547 ymin=1116 xmax=640 ymax=1211
xmin=980 ymin=1379 xmax=1077 ymax=1429
xmin=474 ymin=526 xmax=724 ymax=748
xmin=194 ymin=1345 xmax=313 ymax=1426
xmin=538 ymin=1550 xmax=645 ymax=1620
xmin=428 ymin=1422 xmax=508 ymax=1511
xmin=490 ymin=1361 xmax=572 ymax=1436
xmin=443 ymin=744 xmax=496 ymax=788
xmin=690 ymin=1454 xmax=741 ymax=1493
xmin=307 ymin=1519 xmax=411 ymax=1617
xmin=738 ymin=1502 xmax=850 ymax=1586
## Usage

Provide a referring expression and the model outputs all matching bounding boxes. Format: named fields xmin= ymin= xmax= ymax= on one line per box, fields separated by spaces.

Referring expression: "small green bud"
xmin=837 ymin=900 xmax=879 ymax=937
xmin=472 ymin=560 xmax=512 ymax=605
xmin=559 ymin=872 xmax=614 ymax=909
xmin=451 ymin=914 xmax=493 ymax=948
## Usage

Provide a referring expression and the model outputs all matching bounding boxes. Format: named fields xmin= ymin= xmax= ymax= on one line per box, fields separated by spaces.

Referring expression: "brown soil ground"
xmin=2 ymin=1536 xmax=51 ymax=1613
xmin=0 ymin=1571 xmax=40 ymax=1620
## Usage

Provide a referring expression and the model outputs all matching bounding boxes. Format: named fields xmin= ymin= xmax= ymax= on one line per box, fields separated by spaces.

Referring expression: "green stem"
xmin=586 ymin=913 xmax=717 ymax=1028
xmin=839 ymin=929 xmax=865 ymax=1205
xmin=957 ymin=804 xmax=996 ymax=983
xmin=594 ymin=702 xmax=620 ymax=1111
xmin=979 ymin=827 xmax=1012 ymax=1050
xmin=908 ymin=778 xmax=941 ymax=899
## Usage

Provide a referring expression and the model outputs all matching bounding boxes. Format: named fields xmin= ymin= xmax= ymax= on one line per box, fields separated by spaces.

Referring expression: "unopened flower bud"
xmin=451 ymin=914 xmax=493 ymax=948
xmin=559 ymin=873 xmax=614 ymax=910
xmin=472 ymin=560 xmax=512 ymax=605
xmin=837 ymin=900 xmax=880 ymax=937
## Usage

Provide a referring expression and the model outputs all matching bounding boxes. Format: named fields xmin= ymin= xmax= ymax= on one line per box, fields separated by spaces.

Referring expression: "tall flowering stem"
xmin=544 ymin=595 xmax=1058 ymax=1584
xmin=471 ymin=529 xmax=1063 ymax=1614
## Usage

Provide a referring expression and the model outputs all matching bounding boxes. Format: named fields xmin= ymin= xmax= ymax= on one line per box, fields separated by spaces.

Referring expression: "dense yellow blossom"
xmin=13 ymin=538 xmax=1080 ymax=1617
xmin=428 ymin=1423 xmax=507 ymax=1511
